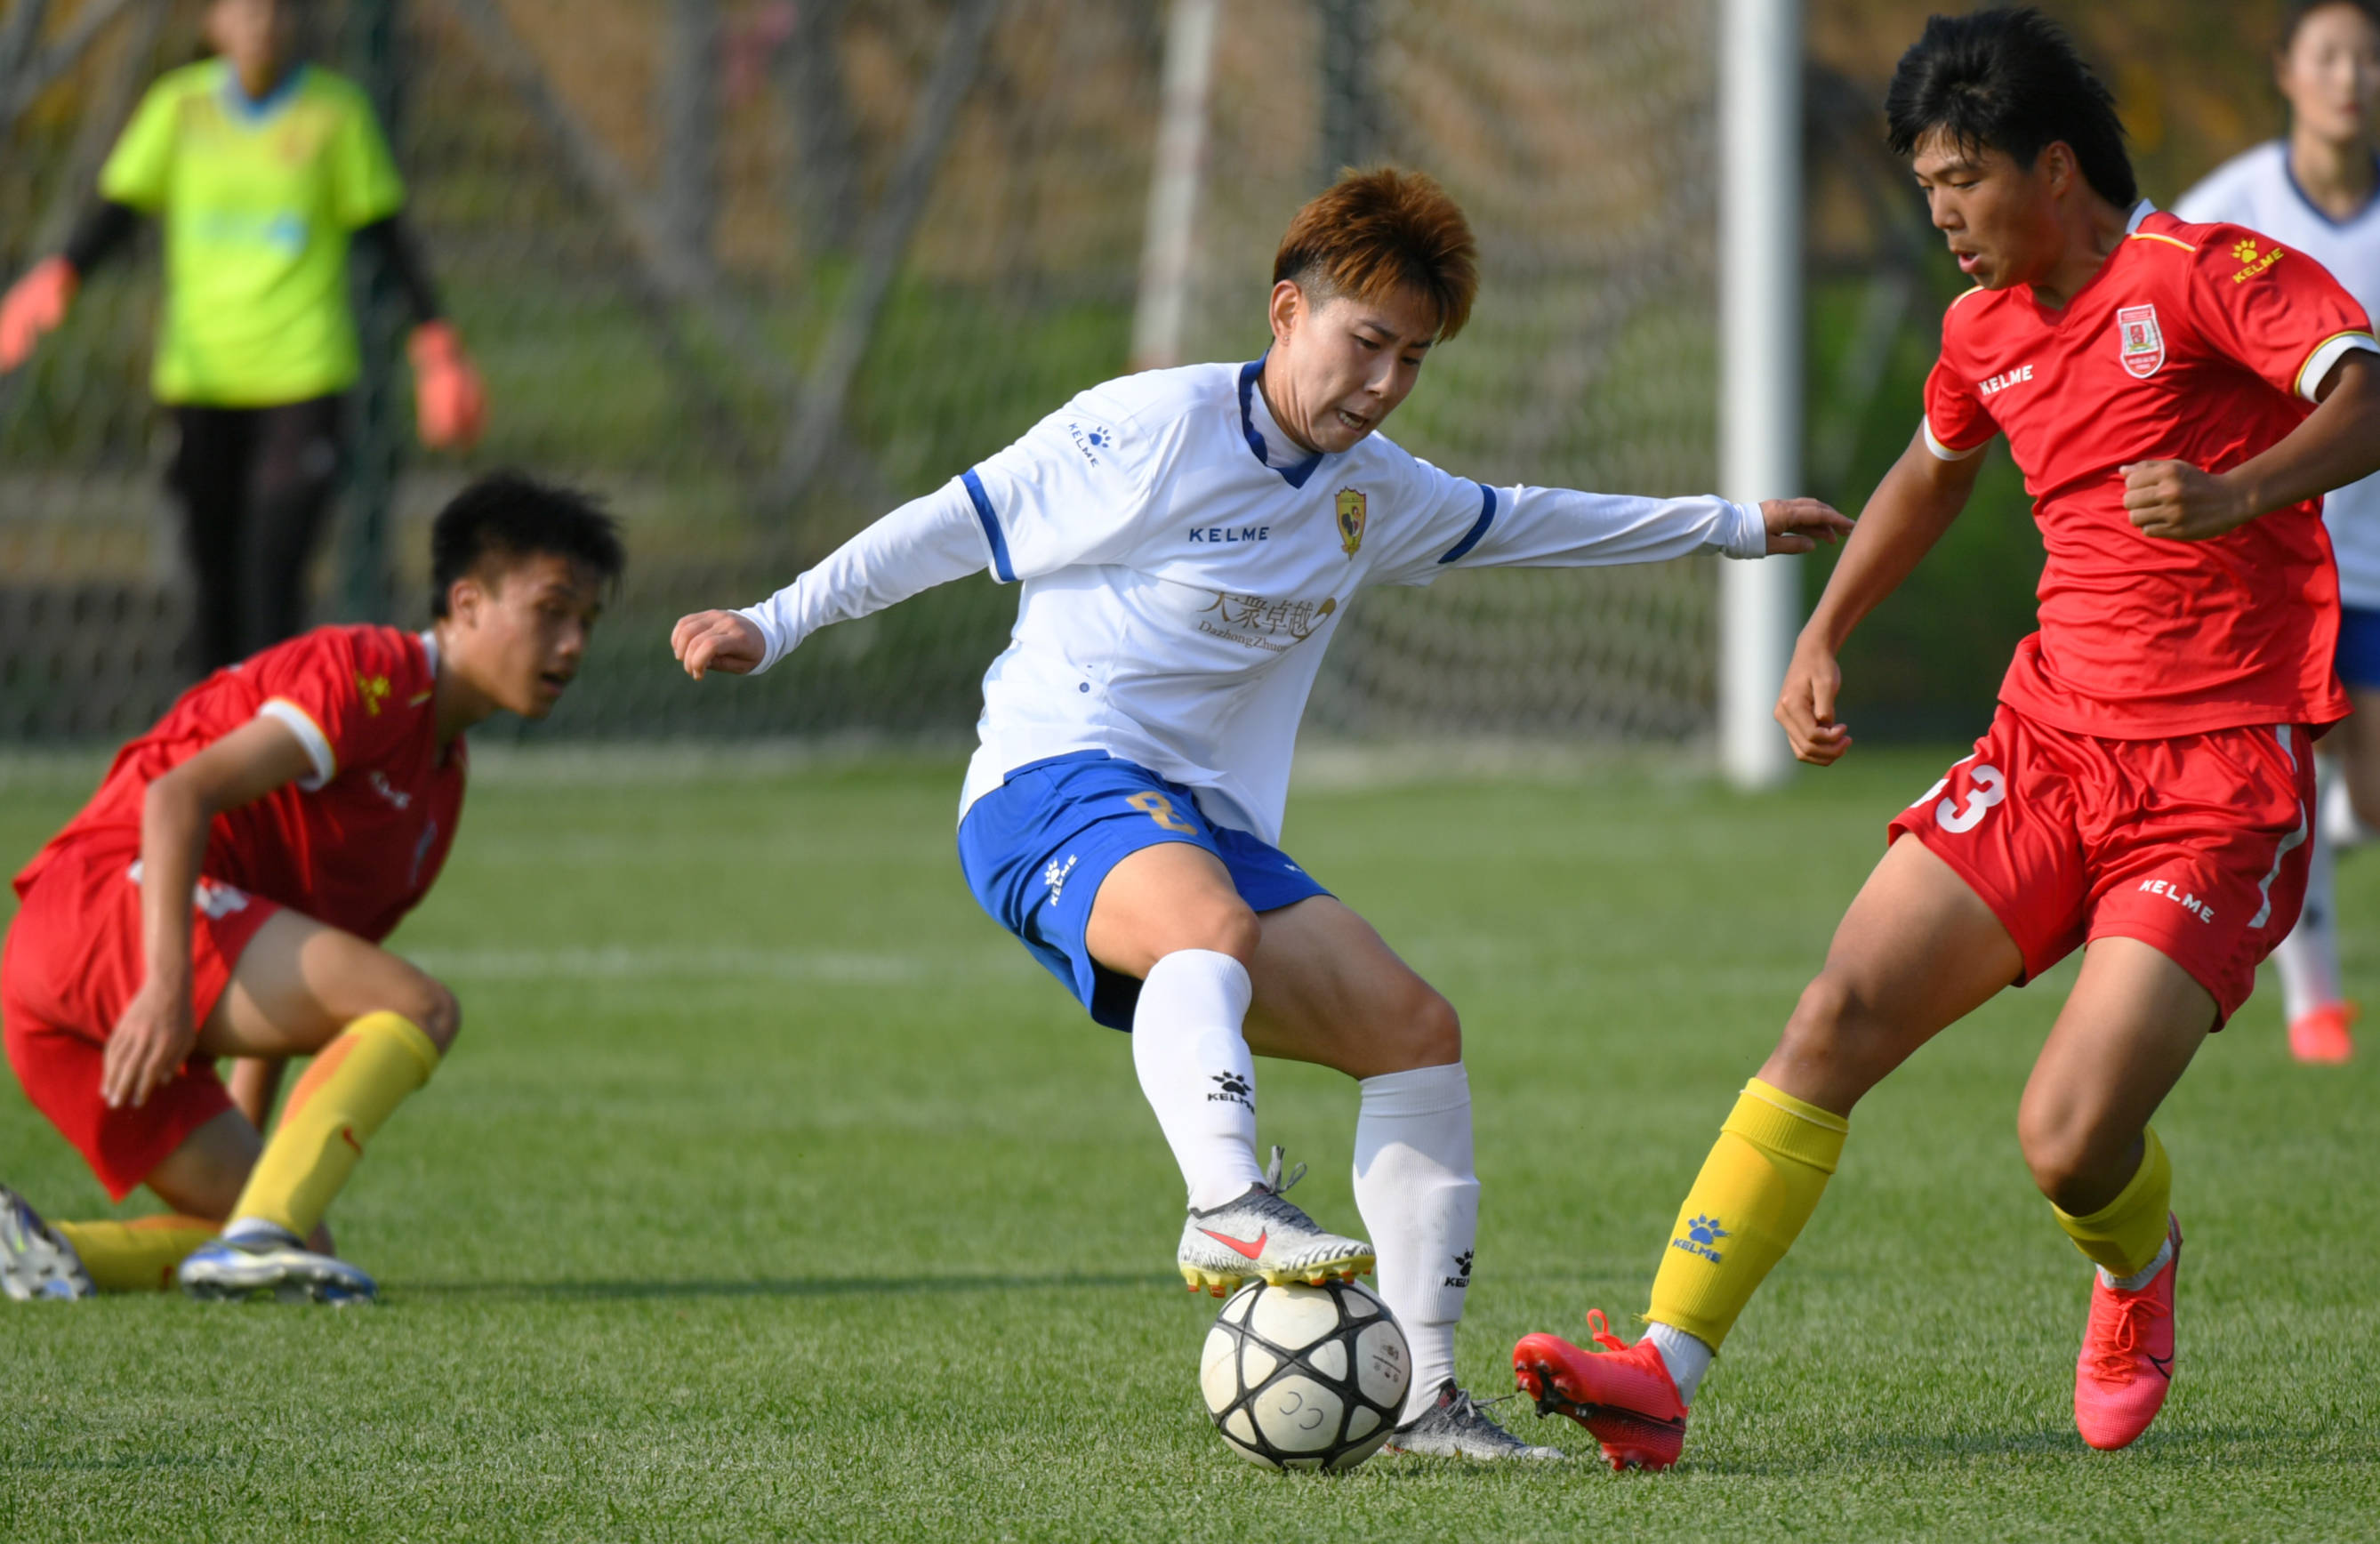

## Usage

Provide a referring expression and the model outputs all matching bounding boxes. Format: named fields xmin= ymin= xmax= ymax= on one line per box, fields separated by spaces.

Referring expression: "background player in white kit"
xmin=671 ymin=168 xmax=1848 ymax=1459
xmin=2178 ymin=0 xmax=2380 ymax=1063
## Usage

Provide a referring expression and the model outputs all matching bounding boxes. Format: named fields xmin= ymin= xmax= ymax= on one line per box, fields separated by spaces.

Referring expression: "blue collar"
xmin=219 ymin=61 xmax=308 ymax=124
xmin=1237 ymin=357 xmax=1325 ymax=489
xmin=2282 ymin=147 xmax=2380 ymax=230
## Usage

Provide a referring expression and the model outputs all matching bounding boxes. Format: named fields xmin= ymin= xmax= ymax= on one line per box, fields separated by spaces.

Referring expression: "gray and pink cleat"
xmin=1177 ymin=1146 xmax=1375 ymax=1297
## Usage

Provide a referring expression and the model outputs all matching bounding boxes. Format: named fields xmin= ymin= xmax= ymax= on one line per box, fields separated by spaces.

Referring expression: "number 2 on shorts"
xmin=1127 ymin=791 xmax=1198 ymax=834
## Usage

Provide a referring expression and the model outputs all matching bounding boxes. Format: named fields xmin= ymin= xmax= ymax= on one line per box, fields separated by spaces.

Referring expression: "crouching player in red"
xmin=1514 ymin=6 xmax=2380 ymax=1465
xmin=0 ymin=473 xmax=622 ymax=1302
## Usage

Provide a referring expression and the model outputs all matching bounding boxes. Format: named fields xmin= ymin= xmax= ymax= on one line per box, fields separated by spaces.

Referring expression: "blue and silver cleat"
xmin=178 ymin=1226 xmax=377 ymax=1305
xmin=0 ymin=1184 xmax=95 ymax=1300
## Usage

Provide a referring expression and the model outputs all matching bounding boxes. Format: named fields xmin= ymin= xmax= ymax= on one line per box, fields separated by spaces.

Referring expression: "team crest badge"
xmin=2116 ymin=303 xmax=2165 ymax=379
xmin=1334 ymin=487 xmax=1367 ymax=557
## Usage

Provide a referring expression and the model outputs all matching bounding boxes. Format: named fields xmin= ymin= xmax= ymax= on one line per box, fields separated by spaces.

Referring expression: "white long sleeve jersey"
xmin=739 ymin=360 xmax=1768 ymax=844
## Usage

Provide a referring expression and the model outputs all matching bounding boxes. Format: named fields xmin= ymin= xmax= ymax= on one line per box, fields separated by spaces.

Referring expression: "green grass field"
xmin=4 ymin=750 xmax=2378 ymax=1540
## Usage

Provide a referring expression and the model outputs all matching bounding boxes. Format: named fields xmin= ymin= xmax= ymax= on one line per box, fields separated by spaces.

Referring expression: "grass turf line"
xmin=2 ymin=752 xmax=2376 ymax=1540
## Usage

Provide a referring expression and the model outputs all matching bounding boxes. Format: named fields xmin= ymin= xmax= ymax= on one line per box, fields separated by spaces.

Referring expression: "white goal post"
xmin=1718 ymin=0 xmax=1805 ymax=789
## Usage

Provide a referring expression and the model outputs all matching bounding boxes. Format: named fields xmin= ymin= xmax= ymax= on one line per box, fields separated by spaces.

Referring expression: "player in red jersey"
xmin=0 ymin=473 xmax=621 ymax=1303
xmin=1513 ymin=7 xmax=2380 ymax=1466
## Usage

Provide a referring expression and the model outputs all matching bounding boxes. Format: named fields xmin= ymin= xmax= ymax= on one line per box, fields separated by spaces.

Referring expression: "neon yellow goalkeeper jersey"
xmin=99 ymin=60 xmax=406 ymax=406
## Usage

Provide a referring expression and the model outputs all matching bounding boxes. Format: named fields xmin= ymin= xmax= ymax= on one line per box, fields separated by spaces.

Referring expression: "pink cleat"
xmin=1513 ymin=1309 xmax=1689 ymax=1471
xmin=2288 ymin=1002 xmax=2356 ymax=1065
xmin=2074 ymin=1215 xmax=2182 ymax=1452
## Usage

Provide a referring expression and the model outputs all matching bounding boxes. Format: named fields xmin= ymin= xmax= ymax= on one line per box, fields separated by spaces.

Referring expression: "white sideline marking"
xmin=406 ymin=944 xmax=1024 ymax=985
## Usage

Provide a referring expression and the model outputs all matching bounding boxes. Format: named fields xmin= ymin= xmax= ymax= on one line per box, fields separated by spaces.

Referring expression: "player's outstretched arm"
xmin=671 ymin=478 xmax=994 ymax=682
xmin=2124 ymin=353 xmax=2380 ymax=542
xmin=104 ymin=718 xmax=317 ymax=1111
xmin=1779 ymin=428 xmax=1984 ymax=766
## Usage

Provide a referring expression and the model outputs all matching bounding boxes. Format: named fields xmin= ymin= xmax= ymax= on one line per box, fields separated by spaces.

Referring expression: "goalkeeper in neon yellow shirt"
xmin=0 ymin=0 xmax=485 ymax=671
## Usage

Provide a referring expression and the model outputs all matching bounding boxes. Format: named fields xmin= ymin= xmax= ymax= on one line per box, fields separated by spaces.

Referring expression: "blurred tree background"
xmin=0 ymin=0 xmax=2320 ymax=745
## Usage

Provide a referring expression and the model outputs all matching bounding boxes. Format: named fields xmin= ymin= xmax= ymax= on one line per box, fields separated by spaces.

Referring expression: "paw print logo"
xmin=1454 ymin=1250 xmax=1473 ymax=1281
xmin=1684 ymin=1215 xmax=1729 ymax=1247
xmin=1212 ymin=1072 xmax=1251 ymax=1098
xmin=1086 ymin=430 xmax=1108 ymax=449
xmin=2232 ymin=237 xmax=2259 ymax=263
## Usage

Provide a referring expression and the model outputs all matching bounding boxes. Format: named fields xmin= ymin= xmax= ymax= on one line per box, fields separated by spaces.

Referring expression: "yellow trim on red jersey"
xmin=1944 ymin=284 xmax=1987 ymax=313
xmin=2126 ymin=230 xmax=2199 ymax=253
xmin=2296 ymin=330 xmax=2380 ymax=401
xmin=258 ymin=697 xmax=337 ymax=790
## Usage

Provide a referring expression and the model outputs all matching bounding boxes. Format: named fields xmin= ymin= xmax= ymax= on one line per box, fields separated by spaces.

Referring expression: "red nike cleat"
xmin=2074 ymin=1215 xmax=2181 ymax=1452
xmin=2289 ymin=1002 xmax=2356 ymax=1064
xmin=1513 ymin=1309 xmax=1689 ymax=1471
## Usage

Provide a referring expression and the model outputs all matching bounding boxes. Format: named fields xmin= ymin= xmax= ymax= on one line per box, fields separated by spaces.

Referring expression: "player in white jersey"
xmin=671 ymin=168 xmax=1848 ymax=1460
xmin=2177 ymin=0 xmax=2380 ymax=1063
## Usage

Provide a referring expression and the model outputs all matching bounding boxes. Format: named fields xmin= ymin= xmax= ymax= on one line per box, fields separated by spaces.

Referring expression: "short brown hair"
xmin=1272 ymin=167 xmax=1479 ymax=341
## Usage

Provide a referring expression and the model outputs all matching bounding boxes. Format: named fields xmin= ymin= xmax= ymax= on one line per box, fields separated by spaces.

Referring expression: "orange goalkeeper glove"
xmin=407 ymin=320 xmax=486 ymax=450
xmin=0 ymin=257 xmax=78 ymax=373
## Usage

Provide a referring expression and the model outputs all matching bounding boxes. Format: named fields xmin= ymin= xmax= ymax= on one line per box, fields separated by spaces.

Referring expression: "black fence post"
xmin=1317 ymin=0 xmax=1375 ymax=181
xmin=342 ymin=0 xmax=405 ymax=623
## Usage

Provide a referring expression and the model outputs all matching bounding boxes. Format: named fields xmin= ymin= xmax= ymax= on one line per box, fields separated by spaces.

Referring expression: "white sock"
xmin=1132 ymin=949 xmax=1265 ymax=1213
xmin=2276 ymin=815 xmax=2343 ymax=1025
xmin=2321 ymin=759 xmax=2371 ymax=848
xmin=2098 ymin=1236 xmax=2174 ymax=1294
xmin=1644 ymin=1321 xmax=1715 ymax=1405
xmin=1351 ymin=1062 xmax=1477 ymax=1419
xmin=221 ymin=1217 xmax=293 ymax=1245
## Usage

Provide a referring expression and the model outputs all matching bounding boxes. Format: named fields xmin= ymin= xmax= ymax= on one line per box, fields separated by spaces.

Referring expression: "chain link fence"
xmin=1 ymin=0 xmax=1723 ymax=745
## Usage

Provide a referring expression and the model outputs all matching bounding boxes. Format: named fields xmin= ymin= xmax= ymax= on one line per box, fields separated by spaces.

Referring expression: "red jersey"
xmin=1923 ymin=206 xmax=2377 ymax=738
xmin=15 ymin=624 xmax=465 ymax=944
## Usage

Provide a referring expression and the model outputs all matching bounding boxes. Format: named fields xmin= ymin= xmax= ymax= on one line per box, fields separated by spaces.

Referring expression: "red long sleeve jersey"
xmin=1922 ymin=207 xmax=2377 ymax=738
xmin=16 ymin=624 xmax=465 ymax=944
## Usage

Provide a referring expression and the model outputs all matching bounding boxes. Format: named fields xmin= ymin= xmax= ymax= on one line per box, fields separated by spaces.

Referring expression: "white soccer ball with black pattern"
xmin=1199 ymin=1278 xmax=1411 ymax=1470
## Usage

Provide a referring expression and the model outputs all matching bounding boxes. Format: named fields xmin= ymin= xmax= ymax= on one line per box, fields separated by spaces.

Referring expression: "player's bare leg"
xmin=2020 ymin=936 xmax=2210 ymax=1450
xmin=144 ymin=1106 xmax=336 ymax=1257
xmin=144 ymin=1107 xmax=262 ymax=1222
xmin=1517 ymin=836 xmax=2021 ymax=1468
xmin=1754 ymin=838 xmax=2025 ymax=1111
xmin=1088 ymin=843 xmax=1377 ymax=1295
xmin=176 ymin=911 xmax=456 ymax=1303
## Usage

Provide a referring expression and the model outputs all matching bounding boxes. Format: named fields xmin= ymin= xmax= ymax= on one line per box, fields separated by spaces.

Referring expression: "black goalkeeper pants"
xmin=166 ymin=396 xmax=346 ymax=673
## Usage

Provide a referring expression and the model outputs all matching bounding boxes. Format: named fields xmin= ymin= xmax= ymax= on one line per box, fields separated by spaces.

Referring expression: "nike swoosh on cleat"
xmin=1196 ymin=1227 xmax=1266 ymax=1259
xmin=2148 ymin=1355 xmax=2173 ymax=1379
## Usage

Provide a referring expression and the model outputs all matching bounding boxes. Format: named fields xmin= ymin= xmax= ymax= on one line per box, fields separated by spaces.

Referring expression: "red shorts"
xmin=2 ymin=837 xmax=278 ymax=1200
xmin=1887 ymin=706 xmax=2313 ymax=1024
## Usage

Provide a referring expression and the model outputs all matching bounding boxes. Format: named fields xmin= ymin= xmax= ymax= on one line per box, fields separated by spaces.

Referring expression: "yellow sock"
xmin=1644 ymin=1077 xmax=1850 ymax=1347
xmin=229 ymin=1011 xmax=439 ymax=1239
xmin=53 ymin=1216 xmax=221 ymax=1292
xmin=2051 ymin=1127 xmax=2172 ymax=1278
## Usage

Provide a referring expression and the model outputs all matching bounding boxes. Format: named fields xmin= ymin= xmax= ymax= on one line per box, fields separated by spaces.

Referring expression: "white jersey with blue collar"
xmin=2177 ymin=142 xmax=2380 ymax=607
xmin=738 ymin=358 xmax=1766 ymax=845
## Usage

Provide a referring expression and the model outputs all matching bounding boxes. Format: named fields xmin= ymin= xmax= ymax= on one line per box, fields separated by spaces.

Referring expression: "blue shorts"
xmin=957 ymin=752 xmax=1331 ymax=1030
xmin=2340 ymin=606 xmax=2380 ymax=690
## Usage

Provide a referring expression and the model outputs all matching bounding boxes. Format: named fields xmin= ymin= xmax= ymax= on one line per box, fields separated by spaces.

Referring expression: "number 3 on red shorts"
xmin=1922 ymin=763 xmax=2006 ymax=833
xmin=1126 ymin=791 xmax=1199 ymax=834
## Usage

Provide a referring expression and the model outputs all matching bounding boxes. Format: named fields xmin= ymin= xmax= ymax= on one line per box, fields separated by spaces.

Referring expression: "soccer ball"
xmin=1199 ymin=1278 xmax=1411 ymax=1471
